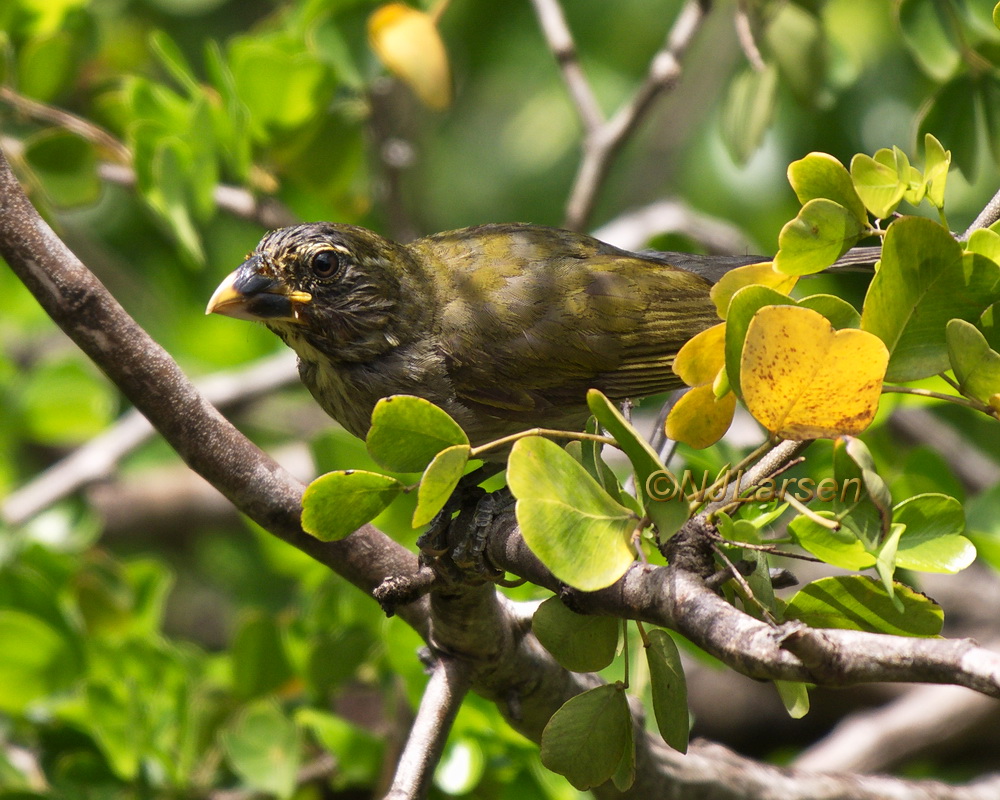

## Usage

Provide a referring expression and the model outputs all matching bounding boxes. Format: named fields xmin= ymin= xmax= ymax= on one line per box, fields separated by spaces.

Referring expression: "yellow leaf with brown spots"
xmin=741 ymin=305 xmax=888 ymax=440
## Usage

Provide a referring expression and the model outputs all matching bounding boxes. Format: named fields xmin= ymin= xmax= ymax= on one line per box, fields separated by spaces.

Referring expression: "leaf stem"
xmin=470 ymin=428 xmax=616 ymax=459
xmin=881 ymin=384 xmax=985 ymax=411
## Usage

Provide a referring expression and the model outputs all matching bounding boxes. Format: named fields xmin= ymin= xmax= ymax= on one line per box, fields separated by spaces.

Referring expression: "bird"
xmin=205 ymin=221 xmax=767 ymax=448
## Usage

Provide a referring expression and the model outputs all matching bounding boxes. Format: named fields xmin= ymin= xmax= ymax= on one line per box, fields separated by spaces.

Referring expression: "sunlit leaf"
xmin=664 ymin=384 xmax=736 ymax=449
xmin=861 ymin=217 xmax=1000 ymax=382
xmin=302 ymin=470 xmax=404 ymax=541
xmin=774 ymin=199 xmax=863 ymax=275
xmin=367 ymin=395 xmax=469 ymax=473
xmin=710 ymin=262 xmax=796 ymax=319
xmin=369 ymin=3 xmax=452 ymax=110
xmin=741 ymin=305 xmax=888 ymax=439
xmin=509 ymin=436 xmax=637 ymax=591
xmin=784 ymin=575 xmax=943 ymax=636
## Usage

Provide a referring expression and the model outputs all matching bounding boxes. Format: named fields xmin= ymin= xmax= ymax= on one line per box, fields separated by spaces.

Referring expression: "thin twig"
xmin=384 ymin=655 xmax=472 ymax=800
xmin=2 ymin=350 xmax=301 ymax=526
xmin=0 ymin=86 xmax=132 ymax=163
xmin=528 ymin=0 xmax=605 ymax=132
xmin=734 ymin=2 xmax=766 ymax=71
xmin=531 ymin=0 xmax=712 ymax=231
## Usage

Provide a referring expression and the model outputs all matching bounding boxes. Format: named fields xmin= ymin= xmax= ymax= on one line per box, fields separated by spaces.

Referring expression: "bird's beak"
xmin=206 ymin=255 xmax=312 ymax=322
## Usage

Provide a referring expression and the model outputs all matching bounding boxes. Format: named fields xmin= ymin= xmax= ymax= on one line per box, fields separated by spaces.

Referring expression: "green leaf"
xmin=412 ymin=444 xmax=470 ymax=527
xmin=861 ymin=216 xmax=1000 ymax=382
xmin=774 ymin=681 xmax=810 ymax=719
xmin=221 ymin=699 xmax=302 ymax=800
xmin=17 ymin=31 xmax=78 ymax=101
xmin=135 ymin=134 xmax=205 ymax=264
xmin=532 ymin=597 xmax=619 ymax=673
xmin=924 ymin=133 xmax=951 ymax=208
xmin=367 ymin=395 xmax=469 ymax=473
xmin=850 ymin=151 xmax=905 ymax=218
xmin=796 ymin=294 xmax=862 ymax=330
xmin=875 ymin=523 xmax=905 ymax=610
xmin=787 ymin=152 xmax=867 ymax=222
xmin=0 ymin=610 xmax=81 ymax=713
xmin=898 ymin=0 xmax=962 ymax=81
xmin=947 ymin=319 xmax=1000 ymax=405
xmin=774 ymin=198 xmax=863 ymax=275
xmin=893 ymin=493 xmax=976 ymax=573
xmin=784 ymin=575 xmax=943 ymax=636
xmin=302 ymin=470 xmax=404 ymax=541
xmin=966 ymin=228 xmax=1000 ymax=265
xmin=540 ymin=684 xmax=632 ymax=791
xmin=231 ymin=611 xmax=294 ymax=699
xmin=586 ymin=390 xmax=687 ymax=538
xmin=765 ymin=3 xmax=826 ymax=106
xmin=296 ymin=708 xmax=384 ymax=787
xmin=646 ymin=630 xmax=688 ymax=753
xmin=611 ymin=712 xmax=635 ymax=792
xmin=719 ymin=64 xmax=779 ymax=165
xmin=508 ymin=436 xmax=637 ymax=591
xmin=788 ymin=511 xmax=875 ymax=570
xmin=918 ymin=75 xmax=984 ymax=178
xmin=149 ymin=30 xmax=201 ymax=95
xmin=23 ymin=129 xmax=101 ymax=207
xmin=831 ymin=437 xmax=890 ymax=548
xmin=229 ymin=37 xmax=333 ymax=138
xmin=20 ymin=358 xmax=116 ymax=445
xmin=981 ymin=302 xmax=1000 ymax=351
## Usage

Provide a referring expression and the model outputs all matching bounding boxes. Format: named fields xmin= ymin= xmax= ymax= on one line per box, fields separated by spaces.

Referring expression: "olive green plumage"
xmin=207 ymin=222 xmax=737 ymax=447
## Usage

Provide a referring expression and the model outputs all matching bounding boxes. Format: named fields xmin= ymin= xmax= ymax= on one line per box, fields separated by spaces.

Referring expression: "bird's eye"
xmin=311 ymin=250 xmax=340 ymax=279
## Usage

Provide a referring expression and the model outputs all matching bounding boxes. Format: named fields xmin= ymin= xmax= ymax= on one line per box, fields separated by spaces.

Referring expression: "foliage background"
xmin=2 ymin=0 xmax=1000 ymax=797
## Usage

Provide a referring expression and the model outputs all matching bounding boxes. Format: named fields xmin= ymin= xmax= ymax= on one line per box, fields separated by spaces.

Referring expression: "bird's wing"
xmin=425 ymin=240 xmax=719 ymax=421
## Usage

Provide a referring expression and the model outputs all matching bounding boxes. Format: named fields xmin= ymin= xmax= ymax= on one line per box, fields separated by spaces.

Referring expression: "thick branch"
xmin=0 ymin=145 xmax=429 ymax=637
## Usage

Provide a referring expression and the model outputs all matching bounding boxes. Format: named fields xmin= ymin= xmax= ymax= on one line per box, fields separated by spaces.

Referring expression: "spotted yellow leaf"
xmin=369 ymin=3 xmax=452 ymax=110
xmin=710 ymin=261 xmax=797 ymax=319
xmin=741 ymin=305 xmax=888 ymax=440
xmin=665 ymin=384 xmax=737 ymax=449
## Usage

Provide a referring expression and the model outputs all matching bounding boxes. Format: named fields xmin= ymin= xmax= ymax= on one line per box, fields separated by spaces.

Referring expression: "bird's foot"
xmin=417 ymin=483 xmax=512 ymax=587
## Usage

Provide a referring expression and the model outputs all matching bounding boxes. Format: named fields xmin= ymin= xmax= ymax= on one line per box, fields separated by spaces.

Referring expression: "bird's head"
xmin=206 ymin=223 xmax=431 ymax=362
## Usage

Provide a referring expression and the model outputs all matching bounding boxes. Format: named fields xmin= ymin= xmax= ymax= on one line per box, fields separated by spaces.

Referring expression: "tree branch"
xmin=385 ymin=655 xmax=472 ymax=800
xmin=531 ymin=0 xmax=712 ymax=231
xmin=2 ymin=350 xmax=300 ymax=526
xmin=0 ymin=144 xmax=429 ymax=637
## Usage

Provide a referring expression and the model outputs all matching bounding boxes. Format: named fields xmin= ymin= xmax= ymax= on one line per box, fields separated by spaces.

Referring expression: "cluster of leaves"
xmin=0 ymin=536 xmax=392 ymax=798
xmin=722 ymin=0 xmax=1000 ymax=176
xmin=297 ymin=136 xmax=1000 ymax=788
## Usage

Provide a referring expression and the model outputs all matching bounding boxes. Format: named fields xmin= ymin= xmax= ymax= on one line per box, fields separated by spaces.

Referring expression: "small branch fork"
xmin=529 ymin=0 xmax=712 ymax=231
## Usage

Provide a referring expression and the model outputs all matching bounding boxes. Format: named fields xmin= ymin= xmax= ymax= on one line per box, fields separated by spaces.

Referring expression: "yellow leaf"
xmin=665 ymin=385 xmax=737 ymax=449
xmin=672 ymin=323 xmax=726 ymax=386
xmin=369 ymin=3 xmax=452 ymax=110
xmin=710 ymin=262 xmax=797 ymax=319
xmin=741 ymin=305 xmax=888 ymax=440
